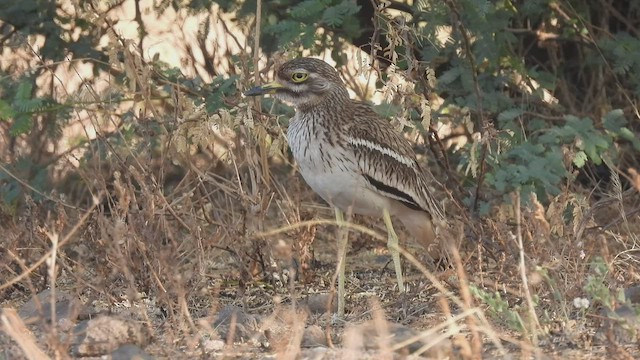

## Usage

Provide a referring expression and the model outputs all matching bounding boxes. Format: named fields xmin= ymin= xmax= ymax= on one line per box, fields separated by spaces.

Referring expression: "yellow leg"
xmin=335 ymin=207 xmax=348 ymax=318
xmin=383 ymin=208 xmax=404 ymax=293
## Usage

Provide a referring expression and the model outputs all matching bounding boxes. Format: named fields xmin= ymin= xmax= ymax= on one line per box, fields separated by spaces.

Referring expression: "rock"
xmin=624 ymin=285 xmax=640 ymax=304
xmin=301 ymin=325 xmax=328 ymax=348
xmin=261 ymin=307 xmax=309 ymax=351
xmin=202 ymin=339 xmax=225 ymax=352
xmin=213 ymin=306 xmax=260 ymax=341
xmin=344 ymin=320 xmax=454 ymax=358
xmin=595 ymin=285 xmax=640 ymax=345
xmin=302 ymin=294 xmax=337 ymax=315
xmin=18 ymin=289 xmax=83 ymax=331
xmin=296 ymin=347 xmax=335 ymax=360
xmin=110 ymin=344 xmax=154 ymax=360
xmin=1 ymin=307 xmax=47 ymax=360
xmin=71 ymin=316 xmax=150 ymax=357
xmin=599 ymin=304 xmax=640 ymax=344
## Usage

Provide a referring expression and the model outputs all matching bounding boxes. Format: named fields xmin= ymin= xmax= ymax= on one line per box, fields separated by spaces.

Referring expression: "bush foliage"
xmin=1 ymin=0 xmax=638 ymax=214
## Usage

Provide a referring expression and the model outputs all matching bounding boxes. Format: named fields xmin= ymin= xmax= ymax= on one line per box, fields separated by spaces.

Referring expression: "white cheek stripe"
xmin=347 ymin=137 xmax=414 ymax=167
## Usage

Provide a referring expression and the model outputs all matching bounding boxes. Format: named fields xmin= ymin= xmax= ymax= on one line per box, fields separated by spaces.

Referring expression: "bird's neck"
xmin=296 ymin=87 xmax=350 ymax=114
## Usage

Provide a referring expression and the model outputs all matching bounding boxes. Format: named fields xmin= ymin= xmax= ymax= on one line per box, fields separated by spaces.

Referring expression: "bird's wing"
xmin=344 ymin=102 xmax=445 ymax=221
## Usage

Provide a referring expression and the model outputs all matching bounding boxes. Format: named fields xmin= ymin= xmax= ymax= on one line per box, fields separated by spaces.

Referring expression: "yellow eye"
xmin=291 ymin=72 xmax=308 ymax=83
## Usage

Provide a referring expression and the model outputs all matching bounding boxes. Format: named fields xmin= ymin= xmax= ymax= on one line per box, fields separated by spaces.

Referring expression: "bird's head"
xmin=244 ymin=58 xmax=349 ymax=109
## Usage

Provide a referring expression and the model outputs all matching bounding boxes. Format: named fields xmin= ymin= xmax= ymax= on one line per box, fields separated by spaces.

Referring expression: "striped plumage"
xmin=245 ymin=57 xmax=445 ymax=316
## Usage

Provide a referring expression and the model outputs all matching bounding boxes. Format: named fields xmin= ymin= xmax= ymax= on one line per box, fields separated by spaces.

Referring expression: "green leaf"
xmin=322 ymin=2 xmax=360 ymax=28
xmin=204 ymin=75 xmax=239 ymax=113
xmin=15 ymin=81 xmax=33 ymax=100
xmin=602 ymin=109 xmax=626 ymax=131
xmin=264 ymin=20 xmax=305 ymax=45
xmin=618 ymin=127 xmax=635 ymax=141
xmin=290 ymin=0 xmax=324 ymax=21
xmin=497 ymin=108 xmax=524 ymax=123
xmin=573 ymin=151 xmax=588 ymax=168
xmin=2 ymin=183 xmax=22 ymax=209
xmin=0 ymin=99 xmax=16 ymax=120
xmin=438 ymin=67 xmax=461 ymax=85
xmin=618 ymin=127 xmax=640 ymax=151
xmin=10 ymin=113 xmax=33 ymax=136
xmin=372 ymin=102 xmax=401 ymax=118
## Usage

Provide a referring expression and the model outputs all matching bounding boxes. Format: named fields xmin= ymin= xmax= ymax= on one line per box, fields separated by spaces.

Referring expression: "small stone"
xmin=301 ymin=325 xmax=328 ymax=348
xmin=374 ymin=254 xmax=392 ymax=266
xmin=110 ymin=344 xmax=154 ymax=360
xmin=18 ymin=289 xmax=84 ymax=329
xmin=69 ymin=243 xmax=91 ymax=261
xmin=72 ymin=316 xmax=150 ymax=357
xmin=202 ymin=339 xmax=225 ymax=352
xmin=297 ymin=346 xmax=334 ymax=359
xmin=624 ymin=285 xmax=640 ymax=304
xmin=344 ymin=320 xmax=453 ymax=357
xmin=302 ymin=294 xmax=337 ymax=315
xmin=599 ymin=304 xmax=640 ymax=344
xmin=594 ymin=286 xmax=640 ymax=345
xmin=214 ymin=306 xmax=257 ymax=327
xmin=261 ymin=308 xmax=309 ymax=351
xmin=213 ymin=306 xmax=260 ymax=341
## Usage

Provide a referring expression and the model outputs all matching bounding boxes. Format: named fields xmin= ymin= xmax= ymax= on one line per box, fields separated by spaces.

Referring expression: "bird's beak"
xmin=244 ymin=81 xmax=284 ymax=96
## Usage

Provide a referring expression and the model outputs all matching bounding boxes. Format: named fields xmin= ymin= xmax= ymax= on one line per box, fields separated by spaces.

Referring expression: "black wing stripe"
xmin=364 ymin=175 xmax=426 ymax=213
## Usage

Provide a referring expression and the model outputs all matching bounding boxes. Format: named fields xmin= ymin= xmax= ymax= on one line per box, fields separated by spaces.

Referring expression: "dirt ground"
xmin=2 ymin=182 xmax=640 ymax=359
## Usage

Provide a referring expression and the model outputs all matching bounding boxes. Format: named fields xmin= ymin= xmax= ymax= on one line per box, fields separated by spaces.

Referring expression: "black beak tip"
xmin=244 ymin=86 xmax=264 ymax=97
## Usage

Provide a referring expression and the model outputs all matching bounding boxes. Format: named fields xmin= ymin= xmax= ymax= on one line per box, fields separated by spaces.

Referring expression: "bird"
xmin=244 ymin=57 xmax=445 ymax=317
